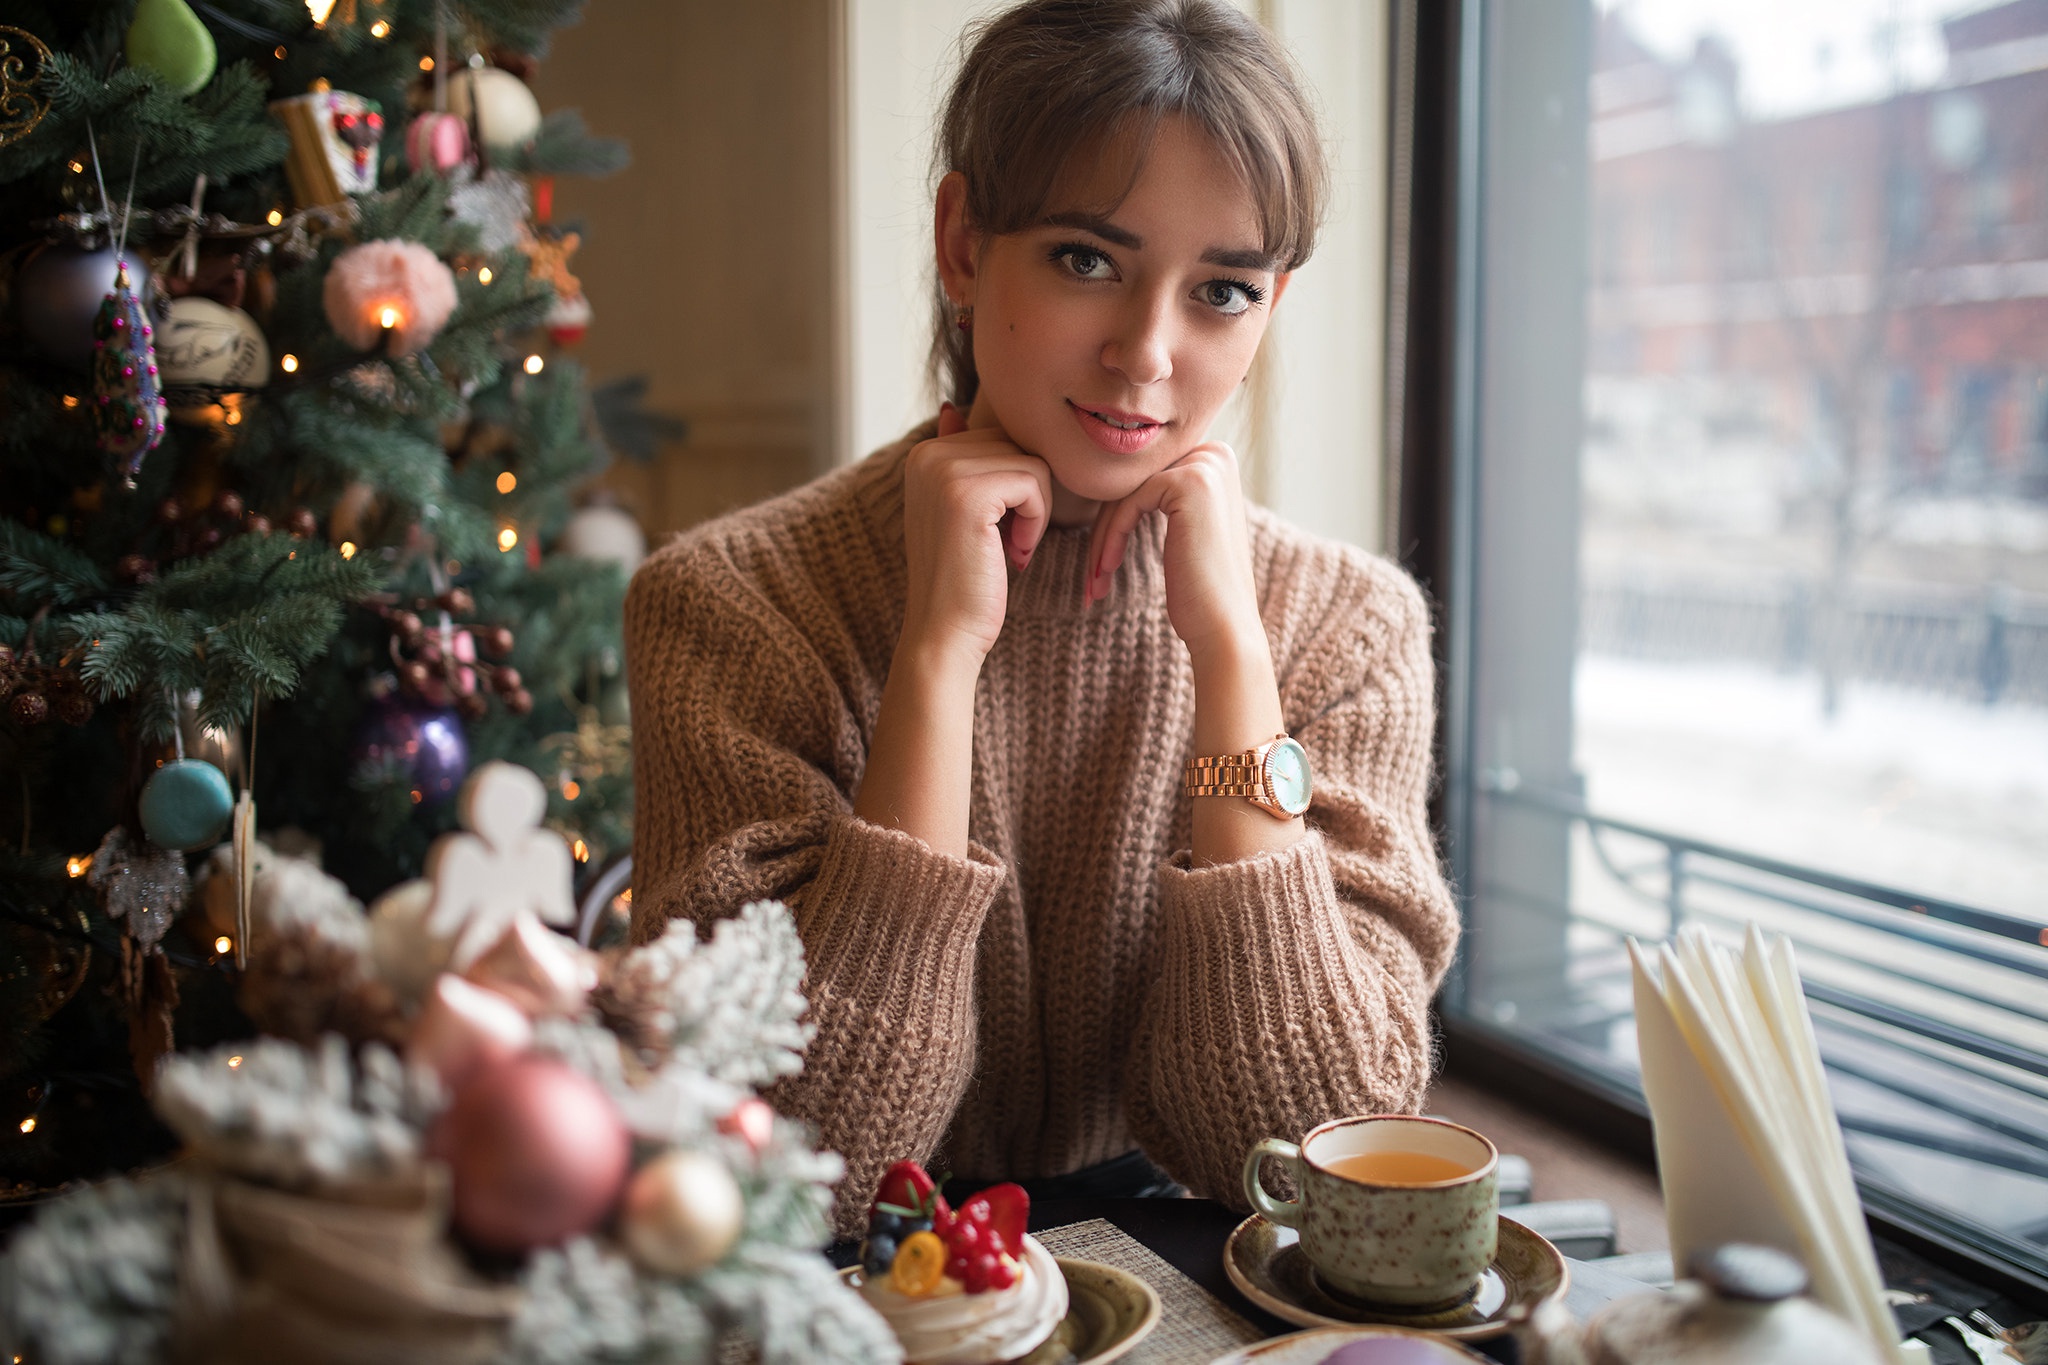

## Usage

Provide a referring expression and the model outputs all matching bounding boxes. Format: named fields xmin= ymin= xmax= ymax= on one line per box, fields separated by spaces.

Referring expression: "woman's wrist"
xmin=1188 ymin=620 xmax=1281 ymax=752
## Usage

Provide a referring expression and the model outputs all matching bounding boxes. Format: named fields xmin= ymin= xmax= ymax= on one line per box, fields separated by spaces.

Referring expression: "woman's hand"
xmin=899 ymin=402 xmax=1055 ymax=668
xmin=857 ymin=404 xmax=1049 ymax=856
xmin=1084 ymin=441 xmax=1265 ymax=668
xmin=1087 ymin=442 xmax=1301 ymax=867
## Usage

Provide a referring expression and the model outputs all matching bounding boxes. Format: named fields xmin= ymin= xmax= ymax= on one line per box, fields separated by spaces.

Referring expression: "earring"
xmin=955 ymin=305 xmax=973 ymax=332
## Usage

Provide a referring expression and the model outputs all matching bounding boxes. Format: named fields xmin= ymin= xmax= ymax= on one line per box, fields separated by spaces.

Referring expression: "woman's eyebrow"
xmin=1040 ymin=212 xmax=1277 ymax=272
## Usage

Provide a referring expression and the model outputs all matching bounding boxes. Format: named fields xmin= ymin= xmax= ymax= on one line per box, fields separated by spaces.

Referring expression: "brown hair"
xmin=930 ymin=0 xmax=1330 ymax=406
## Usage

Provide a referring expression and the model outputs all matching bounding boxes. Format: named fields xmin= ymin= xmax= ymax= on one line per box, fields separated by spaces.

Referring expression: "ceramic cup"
xmin=1243 ymin=1114 xmax=1499 ymax=1310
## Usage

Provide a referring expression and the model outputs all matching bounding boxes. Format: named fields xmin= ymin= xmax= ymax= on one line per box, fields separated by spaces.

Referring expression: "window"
xmin=1424 ymin=0 xmax=2048 ymax=1291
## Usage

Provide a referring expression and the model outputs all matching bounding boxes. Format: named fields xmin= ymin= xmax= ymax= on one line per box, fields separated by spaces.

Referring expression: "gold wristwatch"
xmin=1183 ymin=734 xmax=1313 ymax=820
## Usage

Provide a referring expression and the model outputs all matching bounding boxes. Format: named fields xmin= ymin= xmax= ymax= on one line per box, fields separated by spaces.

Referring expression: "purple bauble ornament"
xmin=353 ymin=695 xmax=469 ymax=806
xmin=16 ymin=244 xmax=153 ymax=371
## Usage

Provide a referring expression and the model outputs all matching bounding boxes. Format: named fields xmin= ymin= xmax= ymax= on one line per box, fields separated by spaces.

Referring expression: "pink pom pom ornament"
xmin=323 ymin=239 xmax=459 ymax=357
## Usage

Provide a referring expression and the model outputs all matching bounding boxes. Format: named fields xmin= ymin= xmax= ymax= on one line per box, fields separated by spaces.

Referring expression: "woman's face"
xmin=938 ymin=117 xmax=1290 ymax=521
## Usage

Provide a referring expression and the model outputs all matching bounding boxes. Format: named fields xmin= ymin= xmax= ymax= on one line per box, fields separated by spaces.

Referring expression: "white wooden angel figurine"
xmin=425 ymin=762 xmax=576 ymax=967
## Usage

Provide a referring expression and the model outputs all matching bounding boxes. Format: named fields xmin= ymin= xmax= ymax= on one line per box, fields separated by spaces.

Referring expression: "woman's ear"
xmin=934 ymin=170 xmax=980 ymax=305
xmin=1269 ymin=270 xmax=1293 ymax=310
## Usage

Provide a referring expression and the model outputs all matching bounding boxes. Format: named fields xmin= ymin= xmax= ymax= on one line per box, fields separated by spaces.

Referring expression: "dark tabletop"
xmin=834 ymin=1195 xmax=1648 ymax=1362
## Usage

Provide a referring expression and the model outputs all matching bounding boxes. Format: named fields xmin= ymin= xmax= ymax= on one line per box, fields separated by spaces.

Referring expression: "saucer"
xmin=1222 ymin=1213 xmax=1568 ymax=1342
xmin=1209 ymin=1326 xmax=1493 ymax=1364
xmin=841 ymin=1255 xmax=1161 ymax=1364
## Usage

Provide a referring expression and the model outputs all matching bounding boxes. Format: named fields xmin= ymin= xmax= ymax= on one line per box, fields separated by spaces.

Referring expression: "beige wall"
xmin=535 ymin=1 xmax=837 ymax=540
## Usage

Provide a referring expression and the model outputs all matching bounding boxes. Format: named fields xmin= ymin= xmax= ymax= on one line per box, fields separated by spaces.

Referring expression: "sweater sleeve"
xmin=1124 ymin=550 xmax=1459 ymax=1208
xmin=624 ymin=533 xmax=1007 ymax=1236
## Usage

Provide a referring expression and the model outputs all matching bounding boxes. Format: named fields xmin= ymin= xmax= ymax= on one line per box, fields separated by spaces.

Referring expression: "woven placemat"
xmin=1037 ymin=1217 xmax=1266 ymax=1363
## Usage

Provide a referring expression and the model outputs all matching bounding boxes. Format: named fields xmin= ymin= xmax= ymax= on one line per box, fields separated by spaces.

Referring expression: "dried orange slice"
xmin=889 ymin=1230 xmax=947 ymax=1296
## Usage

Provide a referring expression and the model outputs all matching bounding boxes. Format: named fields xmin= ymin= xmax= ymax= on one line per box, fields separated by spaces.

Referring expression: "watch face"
xmin=1265 ymin=738 xmax=1313 ymax=816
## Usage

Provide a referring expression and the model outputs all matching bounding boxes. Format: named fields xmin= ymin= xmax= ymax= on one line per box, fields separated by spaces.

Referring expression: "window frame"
xmin=1388 ymin=0 xmax=2048 ymax=1311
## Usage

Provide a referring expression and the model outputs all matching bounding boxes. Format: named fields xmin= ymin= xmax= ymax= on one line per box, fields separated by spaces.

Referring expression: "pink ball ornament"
xmin=406 ymin=111 xmax=472 ymax=174
xmin=429 ymin=1054 xmax=631 ymax=1255
xmin=323 ymin=239 xmax=459 ymax=357
xmin=717 ymin=1096 xmax=775 ymax=1155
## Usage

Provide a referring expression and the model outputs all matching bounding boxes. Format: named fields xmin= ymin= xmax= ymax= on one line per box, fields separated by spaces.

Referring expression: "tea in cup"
xmin=1243 ymin=1114 xmax=1499 ymax=1309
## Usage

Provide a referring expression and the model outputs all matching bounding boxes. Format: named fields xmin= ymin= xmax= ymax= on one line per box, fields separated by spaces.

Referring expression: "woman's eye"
xmin=1199 ymin=280 xmax=1255 ymax=316
xmin=1055 ymin=247 xmax=1115 ymax=280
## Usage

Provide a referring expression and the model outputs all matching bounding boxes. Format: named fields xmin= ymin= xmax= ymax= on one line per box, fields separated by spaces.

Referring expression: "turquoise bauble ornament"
xmin=125 ymin=0 xmax=217 ymax=97
xmin=138 ymin=758 xmax=234 ymax=852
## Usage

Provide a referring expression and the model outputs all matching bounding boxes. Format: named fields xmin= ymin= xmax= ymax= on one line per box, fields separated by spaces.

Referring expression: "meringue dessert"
xmin=854 ymin=1161 xmax=1069 ymax=1365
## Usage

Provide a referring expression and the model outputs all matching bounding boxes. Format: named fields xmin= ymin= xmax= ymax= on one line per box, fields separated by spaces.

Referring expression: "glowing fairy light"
xmin=523 ymin=354 xmax=544 ymax=375
xmin=66 ymin=855 xmax=90 ymax=878
xmin=498 ymin=526 xmax=518 ymax=552
xmin=281 ymin=354 xmax=300 ymax=373
xmin=215 ymin=936 xmax=232 ymax=954
xmin=477 ymin=266 xmax=493 ymax=285
xmin=340 ymin=541 xmax=358 ymax=559
xmin=496 ymin=471 xmax=517 ymax=494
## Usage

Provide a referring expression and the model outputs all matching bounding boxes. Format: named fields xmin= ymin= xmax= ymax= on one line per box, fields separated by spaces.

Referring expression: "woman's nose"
xmin=1100 ymin=294 xmax=1174 ymax=387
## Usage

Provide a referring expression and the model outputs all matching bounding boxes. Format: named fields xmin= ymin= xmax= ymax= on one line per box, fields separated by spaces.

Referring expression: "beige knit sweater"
xmin=625 ymin=427 xmax=1458 ymax=1237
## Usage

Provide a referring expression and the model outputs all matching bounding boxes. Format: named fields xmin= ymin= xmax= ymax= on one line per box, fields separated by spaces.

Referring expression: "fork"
xmin=1945 ymin=1313 xmax=2013 ymax=1364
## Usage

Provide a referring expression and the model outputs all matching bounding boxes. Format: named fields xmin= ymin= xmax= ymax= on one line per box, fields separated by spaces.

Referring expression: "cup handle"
xmin=1243 ymin=1138 xmax=1305 ymax=1229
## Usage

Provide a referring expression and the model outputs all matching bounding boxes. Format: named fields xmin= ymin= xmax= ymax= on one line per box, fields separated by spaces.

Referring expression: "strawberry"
xmin=872 ymin=1160 xmax=936 ymax=1218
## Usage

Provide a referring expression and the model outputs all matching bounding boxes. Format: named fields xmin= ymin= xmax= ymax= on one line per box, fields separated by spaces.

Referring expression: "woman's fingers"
xmin=1086 ymin=476 xmax=1168 ymax=605
xmin=1001 ymin=459 xmax=1053 ymax=568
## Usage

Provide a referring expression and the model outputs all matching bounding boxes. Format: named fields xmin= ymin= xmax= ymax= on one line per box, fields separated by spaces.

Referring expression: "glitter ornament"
xmin=86 ymin=826 xmax=191 ymax=951
xmin=429 ymin=1054 xmax=632 ymax=1254
xmin=621 ymin=1149 xmax=745 ymax=1278
xmin=88 ymin=261 xmax=167 ymax=483
xmin=138 ymin=756 xmax=235 ymax=851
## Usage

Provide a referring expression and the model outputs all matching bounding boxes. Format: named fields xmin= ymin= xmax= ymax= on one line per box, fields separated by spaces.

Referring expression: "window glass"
xmin=1450 ymin=0 xmax=2048 ymax=1280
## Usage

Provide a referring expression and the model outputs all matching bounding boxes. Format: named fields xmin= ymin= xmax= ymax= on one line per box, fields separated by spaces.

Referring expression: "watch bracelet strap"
xmin=1184 ymin=750 xmax=1262 ymax=797
xmin=1185 ymin=778 xmax=1267 ymax=798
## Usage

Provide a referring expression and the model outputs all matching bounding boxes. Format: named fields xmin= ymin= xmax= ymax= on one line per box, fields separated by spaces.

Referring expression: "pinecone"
xmin=590 ymin=946 xmax=677 ymax=1065
xmin=238 ymin=923 xmax=406 ymax=1049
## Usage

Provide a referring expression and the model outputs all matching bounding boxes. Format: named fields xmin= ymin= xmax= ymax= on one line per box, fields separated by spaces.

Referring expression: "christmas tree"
xmin=0 ymin=0 xmax=650 ymax=1197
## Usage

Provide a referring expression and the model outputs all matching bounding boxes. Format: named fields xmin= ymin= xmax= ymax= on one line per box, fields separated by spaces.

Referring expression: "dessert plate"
xmin=1222 ymin=1213 xmax=1567 ymax=1342
xmin=1208 ymin=1325 xmax=1493 ymax=1364
xmin=840 ymin=1255 xmax=1161 ymax=1364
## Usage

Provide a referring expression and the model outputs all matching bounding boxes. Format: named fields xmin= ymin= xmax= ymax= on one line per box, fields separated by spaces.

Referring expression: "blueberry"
xmin=870 ymin=1211 xmax=906 ymax=1238
xmin=862 ymin=1234 xmax=899 ymax=1279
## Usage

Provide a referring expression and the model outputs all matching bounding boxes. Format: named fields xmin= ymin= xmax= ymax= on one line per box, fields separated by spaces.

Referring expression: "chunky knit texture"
xmin=625 ymin=427 xmax=1459 ymax=1237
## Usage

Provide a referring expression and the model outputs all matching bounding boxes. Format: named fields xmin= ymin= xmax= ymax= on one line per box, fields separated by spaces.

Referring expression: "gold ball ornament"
xmin=621 ymin=1150 xmax=745 ymax=1278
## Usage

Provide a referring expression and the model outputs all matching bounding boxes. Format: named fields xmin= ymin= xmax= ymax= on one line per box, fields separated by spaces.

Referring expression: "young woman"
xmin=626 ymin=0 xmax=1457 ymax=1236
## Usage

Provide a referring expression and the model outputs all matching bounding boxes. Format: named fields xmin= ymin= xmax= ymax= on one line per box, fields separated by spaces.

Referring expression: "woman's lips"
xmin=1068 ymin=400 xmax=1164 ymax=455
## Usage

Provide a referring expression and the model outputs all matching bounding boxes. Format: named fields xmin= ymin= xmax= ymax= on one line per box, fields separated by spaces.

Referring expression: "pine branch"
xmin=516 ymin=109 xmax=629 ymax=178
xmin=0 ymin=520 xmax=110 ymax=610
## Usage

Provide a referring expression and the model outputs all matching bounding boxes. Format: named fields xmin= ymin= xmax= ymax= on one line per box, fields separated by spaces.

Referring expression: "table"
xmin=834 ymin=1196 xmax=1651 ymax=1363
